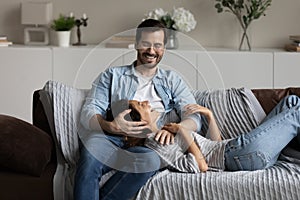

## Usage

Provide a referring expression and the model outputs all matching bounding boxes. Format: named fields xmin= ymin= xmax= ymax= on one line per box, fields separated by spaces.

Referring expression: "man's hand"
xmin=154 ymin=129 xmax=175 ymax=145
xmin=111 ymin=109 xmax=150 ymax=136
xmin=94 ymin=109 xmax=150 ymax=137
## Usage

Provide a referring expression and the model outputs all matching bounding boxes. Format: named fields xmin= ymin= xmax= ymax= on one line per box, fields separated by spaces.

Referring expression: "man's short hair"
xmin=136 ymin=19 xmax=167 ymax=45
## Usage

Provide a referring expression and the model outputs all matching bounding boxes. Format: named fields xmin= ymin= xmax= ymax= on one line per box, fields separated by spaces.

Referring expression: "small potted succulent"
xmin=51 ymin=13 xmax=75 ymax=47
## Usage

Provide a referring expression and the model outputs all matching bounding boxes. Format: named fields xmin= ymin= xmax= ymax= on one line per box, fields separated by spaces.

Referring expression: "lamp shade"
xmin=21 ymin=2 xmax=53 ymax=25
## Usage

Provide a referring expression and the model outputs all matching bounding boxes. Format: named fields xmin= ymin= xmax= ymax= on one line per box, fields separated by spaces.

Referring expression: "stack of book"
xmin=285 ymin=35 xmax=300 ymax=52
xmin=105 ymin=35 xmax=135 ymax=48
xmin=0 ymin=36 xmax=13 ymax=47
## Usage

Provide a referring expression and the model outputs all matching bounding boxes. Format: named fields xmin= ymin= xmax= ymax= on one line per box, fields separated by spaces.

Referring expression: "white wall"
xmin=0 ymin=0 xmax=299 ymax=49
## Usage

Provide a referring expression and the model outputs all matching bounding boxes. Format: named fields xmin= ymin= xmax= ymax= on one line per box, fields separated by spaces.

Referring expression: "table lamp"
xmin=21 ymin=2 xmax=53 ymax=45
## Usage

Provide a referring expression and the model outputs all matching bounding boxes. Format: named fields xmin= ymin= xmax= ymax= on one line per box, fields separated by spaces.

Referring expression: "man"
xmin=74 ymin=19 xmax=201 ymax=200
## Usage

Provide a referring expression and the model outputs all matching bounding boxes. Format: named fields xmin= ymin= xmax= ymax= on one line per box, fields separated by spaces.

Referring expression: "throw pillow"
xmin=0 ymin=114 xmax=53 ymax=176
xmin=192 ymin=88 xmax=261 ymax=139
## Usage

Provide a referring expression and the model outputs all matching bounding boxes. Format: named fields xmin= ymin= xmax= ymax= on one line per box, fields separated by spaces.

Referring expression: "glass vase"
xmin=166 ymin=29 xmax=178 ymax=49
xmin=239 ymin=28 xmax=251 ymax=51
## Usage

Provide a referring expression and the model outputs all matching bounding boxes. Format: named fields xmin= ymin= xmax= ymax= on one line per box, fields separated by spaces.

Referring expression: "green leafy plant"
xmin=160 ymin=14 xmax=175 ymax=30
xmin=214 ymin=0 xmax=272 ymax=50
xmin=51 ymin=14 xmax=75 ymax=31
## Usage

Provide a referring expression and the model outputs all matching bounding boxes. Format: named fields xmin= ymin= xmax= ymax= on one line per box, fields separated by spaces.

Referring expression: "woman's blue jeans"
xmin=225 ymin=95 xmax=300 ymax=171
xmin=74 ymin=133 xmax=160 ymax=200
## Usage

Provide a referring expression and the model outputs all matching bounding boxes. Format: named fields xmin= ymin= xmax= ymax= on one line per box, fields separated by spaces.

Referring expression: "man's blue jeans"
xmin=225 ymin=95 xmax=300 ymax=171
xmin=74 ymin=133 xmax=160 ymax=200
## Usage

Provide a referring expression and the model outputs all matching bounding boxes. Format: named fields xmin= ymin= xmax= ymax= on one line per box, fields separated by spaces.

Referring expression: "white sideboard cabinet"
xmin=196 ymin=50 xmax=274 ymax=90
xmin=0 ymin=46 xmax=52 ymax=122
xmin=274 ymin=52 xmax=300 ymax=88
xmin=53 ymin=46 xmax=124 ymax=89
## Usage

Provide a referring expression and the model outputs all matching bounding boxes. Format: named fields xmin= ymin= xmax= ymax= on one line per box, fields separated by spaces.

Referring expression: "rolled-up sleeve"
xmin=80 ymin=69 xmax=112 ymax=130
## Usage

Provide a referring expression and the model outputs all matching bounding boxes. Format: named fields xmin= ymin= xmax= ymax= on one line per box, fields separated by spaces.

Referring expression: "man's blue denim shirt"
xmin=80 ymin=63 xmax=201 ymax=131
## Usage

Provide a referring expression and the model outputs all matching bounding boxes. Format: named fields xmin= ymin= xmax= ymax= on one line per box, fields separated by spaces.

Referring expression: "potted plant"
xmin=214 ymin=0 xmax=272 ymax=51
xmin=51 ymin=13 xmax=75 ymax=47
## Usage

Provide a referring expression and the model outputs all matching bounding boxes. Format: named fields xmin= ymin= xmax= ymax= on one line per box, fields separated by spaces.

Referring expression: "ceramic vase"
xmin=56 ymin=31 xmax=71 ymax=47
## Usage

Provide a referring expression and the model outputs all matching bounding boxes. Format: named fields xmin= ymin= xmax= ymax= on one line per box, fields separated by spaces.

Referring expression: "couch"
xmin=0 ymin=82 xmax=299 ymax=200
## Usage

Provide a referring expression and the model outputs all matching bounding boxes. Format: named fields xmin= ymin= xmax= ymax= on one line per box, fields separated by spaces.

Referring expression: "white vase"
xmin=56 ymin=31 xmax=71 ymax=47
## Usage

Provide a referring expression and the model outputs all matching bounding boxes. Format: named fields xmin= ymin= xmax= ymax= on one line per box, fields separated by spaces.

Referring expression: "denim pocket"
xmin=233 ymin=151 xmax=268 ymax=171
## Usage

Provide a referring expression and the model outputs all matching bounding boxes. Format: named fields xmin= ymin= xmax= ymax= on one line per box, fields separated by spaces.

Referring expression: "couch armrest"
xmin=32 ymin=89 xmax=56 ymax=162
xmin=251 ymin=87 xmax=300 ymax=114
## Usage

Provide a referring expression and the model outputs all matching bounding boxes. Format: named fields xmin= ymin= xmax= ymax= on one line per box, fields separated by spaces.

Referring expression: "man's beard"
xmin=137 ymin=51 xmax=162 ymax=69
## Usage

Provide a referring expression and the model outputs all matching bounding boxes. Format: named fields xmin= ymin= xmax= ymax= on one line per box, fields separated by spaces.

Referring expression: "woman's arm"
xmin=184 ymin=104 xmax=222 ymax=141
xmin=162 ymin=123 xmax=208 ymax=172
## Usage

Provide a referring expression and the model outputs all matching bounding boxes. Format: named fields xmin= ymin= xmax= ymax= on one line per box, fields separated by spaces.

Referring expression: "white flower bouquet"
xmin=144 ymin=7 xmax=197 ymax=32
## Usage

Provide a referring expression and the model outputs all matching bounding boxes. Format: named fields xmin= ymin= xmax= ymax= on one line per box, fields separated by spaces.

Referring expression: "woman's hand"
xmin=162 ymin=123 xmax=180 ymax=134
xmin=163 ymin=122 xmax=208 ymax=172
xmin=154 ymin=129 xmax=175 ymax=145
xmin=150 ymin=123 xmax=179 ymax=145
xmin=184 ymin=104 xmax=213 ymax=119
xmin=184 ymin=104 xmax=222 ymax=141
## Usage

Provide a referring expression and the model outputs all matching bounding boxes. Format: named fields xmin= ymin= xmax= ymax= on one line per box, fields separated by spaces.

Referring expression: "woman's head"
xmin=106 ymin=100 xmax=155 ymax=147
xmin=107 ymin=99 xmax=153 ymax=124
xmin=128 ymin=100 xmax=152 ymax=123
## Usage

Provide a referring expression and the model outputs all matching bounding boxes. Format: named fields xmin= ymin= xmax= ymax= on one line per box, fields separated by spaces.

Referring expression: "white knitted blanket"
xmin=43 ymin=80 xmax=88 ymax=200
xmin=135 ymin=161 xmax=300 ymax=200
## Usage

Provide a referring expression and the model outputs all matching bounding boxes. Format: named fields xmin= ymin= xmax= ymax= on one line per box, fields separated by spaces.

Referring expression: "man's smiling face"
xmin=136 ymin=30 xmax=165 ymax=69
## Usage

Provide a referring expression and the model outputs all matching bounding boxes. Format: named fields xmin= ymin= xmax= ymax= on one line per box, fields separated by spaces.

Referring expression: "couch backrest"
xmin=33 ymin=87 xmax=300 ymax=136
xmin=32 ymin=87 xmax=300 ymax=157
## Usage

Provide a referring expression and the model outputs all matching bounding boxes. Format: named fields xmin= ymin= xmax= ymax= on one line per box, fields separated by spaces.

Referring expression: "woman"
xmin=129 ymin=95 xmax=300 ymax=173
xmin=164 ymin=95 xmax=300 ymax=172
